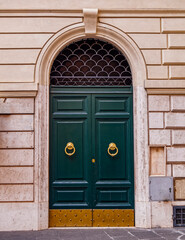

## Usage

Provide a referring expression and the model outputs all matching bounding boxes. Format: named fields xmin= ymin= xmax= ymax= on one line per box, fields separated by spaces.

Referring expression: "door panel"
xmin=50 ymin=94 xmax=92 ymax=209
xmin=92 ymin=94 xmax=134 ymax=209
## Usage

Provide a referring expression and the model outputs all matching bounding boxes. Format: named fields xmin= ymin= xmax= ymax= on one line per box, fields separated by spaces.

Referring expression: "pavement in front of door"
xmin=0 ymin=228 xmax=185 ymax=240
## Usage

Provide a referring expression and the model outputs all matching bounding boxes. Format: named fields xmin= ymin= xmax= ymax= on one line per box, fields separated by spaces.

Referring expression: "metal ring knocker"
xmin=108 ymin=143 xmax=118 ymax=157
xmin=65 ymin=142 xmax=76 ymax=156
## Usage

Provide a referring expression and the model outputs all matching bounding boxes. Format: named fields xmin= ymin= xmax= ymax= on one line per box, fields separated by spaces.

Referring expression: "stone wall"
xmin=148 ymin=95 xmax=185 ymax=227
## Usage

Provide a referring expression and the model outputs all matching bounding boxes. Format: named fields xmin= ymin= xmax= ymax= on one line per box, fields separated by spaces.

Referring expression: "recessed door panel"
xmin=56 ymin=120 xmax=85 ymax=180
xmin=96 ymin=120 xmax=127 ymax=180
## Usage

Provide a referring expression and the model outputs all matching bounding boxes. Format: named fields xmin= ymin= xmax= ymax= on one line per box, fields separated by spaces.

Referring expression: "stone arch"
xmin=34 ymin=22 xmax=150 ymax=229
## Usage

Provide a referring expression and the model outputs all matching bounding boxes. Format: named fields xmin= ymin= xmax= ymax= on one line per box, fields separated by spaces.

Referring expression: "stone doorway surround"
xmin=35 ymin=9 xmax=149 ymax=229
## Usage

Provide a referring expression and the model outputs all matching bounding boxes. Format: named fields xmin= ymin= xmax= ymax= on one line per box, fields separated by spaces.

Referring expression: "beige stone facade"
xmin=0 ymin=0 xmax=185 ymax=230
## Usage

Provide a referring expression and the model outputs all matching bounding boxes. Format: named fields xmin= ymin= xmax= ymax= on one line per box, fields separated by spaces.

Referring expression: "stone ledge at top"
xmin=0 ymin=0 xmax=185 ymax=10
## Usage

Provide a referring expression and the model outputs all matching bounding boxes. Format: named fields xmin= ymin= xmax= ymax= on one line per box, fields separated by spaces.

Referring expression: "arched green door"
xmin=49 ymin=39 xmax=134 ymax=227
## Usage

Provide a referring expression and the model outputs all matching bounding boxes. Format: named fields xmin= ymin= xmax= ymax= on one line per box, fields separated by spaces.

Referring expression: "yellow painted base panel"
xmin=49 ymin=209 xmax=134 ymax=227
xmin=49 ymin=209 xmax=92 ymax=227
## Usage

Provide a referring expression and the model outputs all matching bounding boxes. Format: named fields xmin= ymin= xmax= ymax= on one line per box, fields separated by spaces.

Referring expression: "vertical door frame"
xmin=35 ymin=22 xmax=150 ymax=229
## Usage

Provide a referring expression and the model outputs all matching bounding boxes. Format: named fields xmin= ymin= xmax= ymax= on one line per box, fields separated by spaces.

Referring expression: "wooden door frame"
xmin=35 ymin=22 xmax=150 ymax=229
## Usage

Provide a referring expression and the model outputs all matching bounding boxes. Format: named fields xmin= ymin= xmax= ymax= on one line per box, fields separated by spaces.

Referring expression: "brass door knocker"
xmin=108 ymin=143 xmax=118 ymax=157
xmin=65 ymin=142 xmax=75 ymax=156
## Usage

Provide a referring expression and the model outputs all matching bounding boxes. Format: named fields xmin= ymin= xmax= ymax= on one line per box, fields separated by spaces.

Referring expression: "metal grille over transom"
xmin=50 ymin=39 xmax=132 ymax=86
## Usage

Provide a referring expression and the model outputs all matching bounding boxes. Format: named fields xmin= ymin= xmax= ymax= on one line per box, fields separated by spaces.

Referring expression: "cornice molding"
xmin=0 ymin=9 xmax=185 ymax=17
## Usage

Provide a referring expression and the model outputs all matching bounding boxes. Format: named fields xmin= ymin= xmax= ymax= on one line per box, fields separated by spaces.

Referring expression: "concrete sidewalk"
xmin=0 ymin=228 xmax=185 ymax=240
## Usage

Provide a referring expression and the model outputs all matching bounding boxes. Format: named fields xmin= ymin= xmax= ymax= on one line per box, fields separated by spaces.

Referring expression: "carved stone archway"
xmin=34 ymin=22 xmax=150 ymax=229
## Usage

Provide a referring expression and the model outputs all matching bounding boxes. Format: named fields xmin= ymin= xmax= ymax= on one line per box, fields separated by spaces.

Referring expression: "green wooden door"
xmin=49 ymin=87 xmax=134 ymax=226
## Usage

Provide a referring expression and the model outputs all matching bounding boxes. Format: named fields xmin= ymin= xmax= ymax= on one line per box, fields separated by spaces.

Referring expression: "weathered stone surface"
xmin=173 ymin=165 xmax=185 ymax=177
xmin=165 ymin=113 xmax=185 ymax=128
xmin=0 ymin=185 xmax=33 ymax=201
xmin=148 ymin=95 xmax=170 ymax=111
xmin=150 ymin=130 xmax=171 ymax=145
xmin=0 ymin=115 xmax=33 ymax=131
xmin=174 ymin=178 xmax=185 ymax=200
xmin=167 ymin=147 xmax=185 ymax=162
xmin=0 ymin=167 xmax=33 ymax=183
xmin=171 ymin=96 xmax=185 ymax=111
xmin=0 ymin=132 xmax=34 ymax=148
xmin=150 ymin=147 xmax=165 ymax=176
xmin=172 ymin=130 xmax=185 ymax=145
xmin=135 ymin=202 xmax=151 ymax=228
xmin=0 ymin=203 xmax=37 ymax=231
xmin=0 ymin=98 xmax=34 ymax=114
xmin=149 ymin=112 xmax=163 ymax=129
xmin=151 ymin=202 xmax=173 ymax=228
xmin=0 ymin=149 xmax=33 ymax=166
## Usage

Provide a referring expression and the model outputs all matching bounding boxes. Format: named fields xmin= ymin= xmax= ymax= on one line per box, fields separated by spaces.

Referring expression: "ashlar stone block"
xmin=0 ymin=34 xmax=52 ymax=48
xmin=163 ymin=50 xmax=185 ymax=64
xmin=142 ymin=50 xmax=161 ymax=64
xmin=150 ymin=130 xmax=171 ymax=146
xmin=0 ymin=132 xmax=34 ymax=148
xmin=0 ymin=149 xmax=33 ymax=166
xmin=165 ymin=113 xmax=185 ymax=128
xmin=148 ymin=95 xmax=170 ymax=111
xmin=162 ymin=18 xmax=185 ymax=33
xmin=151 ymin=202 xmax=173 ymax=228
xmin=173 ymin=165 xmax=185 ymax=177
xmin=147 ymin=66 xmax=168 ymax=79
xmin=172 ymin=130 xmax=185 ymax=145
xmin=171 ymin=96 xmax=185 ymax=111
xmin=0 ymin=98 xmax=34 ymax=114
xmin=168 ymin=34 xmax=185 ymax=49
xmin=149 ymin=112 xmax=163 ymax=129
xmin=170 ymin=66 xmax=185 ymax=79
xmin=0 ymin=185 xmax=33 ymax=201
xmin=129 ymin=34 xmax=167 ymax=49
xmin=167 ymin=147 xmax=185 ymax=162
xmin=0 ymin=167 xmax=33 ymax=184
xmin=0 ymin=115 xmax=33 ymax=131
xmin=100 ymin=18 xmax=160 ymax=33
